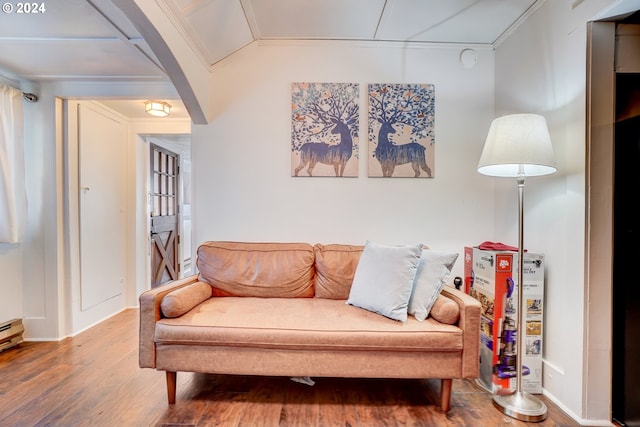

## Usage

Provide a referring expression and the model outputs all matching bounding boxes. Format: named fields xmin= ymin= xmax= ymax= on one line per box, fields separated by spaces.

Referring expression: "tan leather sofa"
xmin=139 ymin=241 xmax=481 ymax=412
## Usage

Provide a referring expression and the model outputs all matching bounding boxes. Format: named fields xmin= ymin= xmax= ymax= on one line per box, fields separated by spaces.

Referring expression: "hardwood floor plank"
xmin=0 ymin=309 xmax=583 ymax=427
xmin=196 ymin=392 xmax=246 ymax=427
xmin=153 ymin=399 xmax=208 ymax=427
xmin=353 ymin=378 xmax=407 ymax=427
xmin=0 ymin=364 xmax=75 ymax=425
xmin=280 ymin=378 xmax=320 ymax=427
xmin=314 ymin=378 xmax=356 ymax=427
xmin=110 ymin=369 xmax=168 ymax=426
xmin=390 ymin=379 xmax=445 ymax=427
xmin=35 ymin=332 xmax=142 ymax=425
xmin=237 ymin=377 xmax=284 ymax=427
xmin=0 ymin=341 xmax=66 ymax=395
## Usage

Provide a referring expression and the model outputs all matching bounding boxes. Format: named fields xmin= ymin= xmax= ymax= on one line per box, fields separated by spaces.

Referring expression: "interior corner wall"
xmin=191 ymin=40 xmax=497 ymax=281
xmin=20 ymin=85 xmax=62 ymax=340
xmin=493 ymin=1 xmax=616 ymax=423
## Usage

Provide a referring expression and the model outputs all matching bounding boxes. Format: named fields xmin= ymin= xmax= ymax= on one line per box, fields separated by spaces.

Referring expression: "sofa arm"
xmin=441 ymin=285 xmax=481 ymax=378
xmin=139 ymin=275 xmax=200 ymax=368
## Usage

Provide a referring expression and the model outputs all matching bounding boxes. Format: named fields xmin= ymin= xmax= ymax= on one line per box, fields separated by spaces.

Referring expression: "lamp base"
xmin=492 ymin=390 xmax=548 ymax=422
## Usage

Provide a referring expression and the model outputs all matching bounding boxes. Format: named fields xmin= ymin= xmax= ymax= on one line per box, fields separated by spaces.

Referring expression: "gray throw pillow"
xmin=408 ymin=250 xmax=459 ymax=321
xmin=346 ymin=240 xmax=422 ymax=322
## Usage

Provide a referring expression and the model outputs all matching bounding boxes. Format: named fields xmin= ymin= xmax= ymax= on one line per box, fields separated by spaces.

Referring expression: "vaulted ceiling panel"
xmin=243 ymin=0 xmax=386 ymax=40
xmin=0 ymin=0 xmax=116 ymax=37
xmin=376 ymin=0 xmax=538 ymax=43
xmin=0 ymin=0 xmax=166 ymax=82
xmin=1 ymin=40 xmax=165 ymax=80
xmin=165 ymin=0 xmax=254 ymax=65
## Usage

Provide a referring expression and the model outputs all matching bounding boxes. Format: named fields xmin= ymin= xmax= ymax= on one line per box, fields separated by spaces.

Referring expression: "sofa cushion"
xmin=197 ymin=241 xmax=315 ymax=298
xmin=429 ymin=293 xmax=460 ymax=325
xmin=408 ymin=250 xmax=459 ymax=321
xmin=314 ymin=243 xmax=364 ymax=299
xmin=161 ymin=281 xmax=213 ymax=318
xmin=155 ymin=297 xmax=462 ymax=351
xmin=346 ymin=241 xmax=422 ymax=322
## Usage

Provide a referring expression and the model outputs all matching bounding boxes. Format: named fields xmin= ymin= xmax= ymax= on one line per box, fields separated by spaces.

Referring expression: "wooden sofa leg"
xmin=166 ymin=371 xmax=177 ymax=404
xmin=441 ymin=379 xmax=452 ymax=412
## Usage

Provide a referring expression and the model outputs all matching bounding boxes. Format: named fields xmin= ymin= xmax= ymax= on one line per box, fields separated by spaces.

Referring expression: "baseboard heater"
xmin=0 ymin=319 xmax=24 ymax=352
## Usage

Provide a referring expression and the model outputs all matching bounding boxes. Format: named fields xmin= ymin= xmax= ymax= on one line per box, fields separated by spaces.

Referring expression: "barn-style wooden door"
xmin=150 ymin=144 xmax=179 ymax=288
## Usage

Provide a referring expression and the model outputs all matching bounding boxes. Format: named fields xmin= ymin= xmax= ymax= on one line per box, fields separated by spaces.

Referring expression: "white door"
xmin=78 ymin=104 xmax=127 ymax=310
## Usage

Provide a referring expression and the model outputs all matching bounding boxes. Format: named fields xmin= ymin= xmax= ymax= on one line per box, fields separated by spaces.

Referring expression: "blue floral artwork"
xmin=368 ymin=83 xmax=435 ymax=178
xmin=291 ymin=82 xmax=359 ymax=177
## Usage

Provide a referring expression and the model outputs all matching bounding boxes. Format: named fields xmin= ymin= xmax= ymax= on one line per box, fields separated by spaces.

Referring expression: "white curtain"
xmin=0 ymin=84 xmax=26 ymax=243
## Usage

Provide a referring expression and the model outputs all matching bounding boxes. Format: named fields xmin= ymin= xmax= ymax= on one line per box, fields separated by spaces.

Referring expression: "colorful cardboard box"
xmin=463 ymin=246 xmax=474 ymax=294
xmin=465 ymin=247 xmax=544 ymax=394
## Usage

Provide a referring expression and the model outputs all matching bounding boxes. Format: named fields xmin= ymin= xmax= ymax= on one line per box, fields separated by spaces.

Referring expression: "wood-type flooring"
xmin=0 ymin=308 xmax=581 ymax=426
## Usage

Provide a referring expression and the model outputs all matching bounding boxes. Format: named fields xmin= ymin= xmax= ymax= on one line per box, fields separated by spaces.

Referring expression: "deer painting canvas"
xmin=291 ymin=82 xmax=359 ymax=177
xmin=368 ymin=83 xmax=435 ymax=178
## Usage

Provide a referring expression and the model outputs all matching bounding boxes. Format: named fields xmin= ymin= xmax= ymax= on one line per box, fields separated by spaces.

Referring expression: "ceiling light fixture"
xmin=145 ymin=100 xmax=171 ymax=117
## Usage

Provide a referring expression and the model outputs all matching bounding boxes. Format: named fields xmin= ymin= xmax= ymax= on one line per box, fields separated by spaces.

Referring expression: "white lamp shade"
xmin=477 ymin=113 xmax=557 ymax=177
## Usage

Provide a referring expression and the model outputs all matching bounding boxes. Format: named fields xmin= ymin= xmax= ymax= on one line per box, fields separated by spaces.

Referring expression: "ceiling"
xmin=0 ymin=0 xmax=545 ymax=118
xmin=0 ymin=0 xmax=542 ymax=82
xmin=1 ymin=0 xmax=635 ymax=119
xmin=172 ymin=0 xmax=541 ymax=64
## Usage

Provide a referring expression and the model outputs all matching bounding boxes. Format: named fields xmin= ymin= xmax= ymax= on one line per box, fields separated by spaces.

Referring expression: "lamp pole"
xmin=492 ymin=174 xmax=547 ymax=422
xmin=516 ymin=174 xmax=526 ymax=395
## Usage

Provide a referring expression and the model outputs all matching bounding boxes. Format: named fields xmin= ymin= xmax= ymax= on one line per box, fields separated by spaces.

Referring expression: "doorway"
xmin=145 ymin=135 xmax=192 ymax=288
xmin=612 ymin=72 xmax=640 ymax=426
xmin=59 ymin=98 xmax=191 ymax=335
xmin=149 ymin=143 xmax=180 ymax=287
xmin=587 ymin=15 xmax=640 ymax=426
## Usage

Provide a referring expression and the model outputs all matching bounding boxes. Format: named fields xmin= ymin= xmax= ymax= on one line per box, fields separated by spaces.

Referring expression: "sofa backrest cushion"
xmin=313 ymin=244 xmax=364 ymax=299
xmin=197 ymin=241 xmax=315 ymax=298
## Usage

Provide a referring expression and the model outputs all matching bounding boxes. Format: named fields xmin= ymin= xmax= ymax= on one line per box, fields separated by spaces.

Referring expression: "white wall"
xmin=19 ymin=86 xmax=63 ymax=339
xmin=192 ymin=40 xmax=497 ymax=285
xmin=493 ymin=0 xmax=623 ymax=424
xmin=0 ymin=78 xmax=186 ymax=340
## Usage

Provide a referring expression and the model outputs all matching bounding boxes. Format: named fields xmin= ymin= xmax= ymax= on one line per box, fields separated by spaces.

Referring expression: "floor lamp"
xmin=477 ymin=113 xmax=557 ymax=422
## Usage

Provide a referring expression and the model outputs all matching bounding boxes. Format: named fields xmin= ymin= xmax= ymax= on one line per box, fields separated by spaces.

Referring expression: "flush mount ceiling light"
xmin=145 ymin=100 xmax=171 ymax=117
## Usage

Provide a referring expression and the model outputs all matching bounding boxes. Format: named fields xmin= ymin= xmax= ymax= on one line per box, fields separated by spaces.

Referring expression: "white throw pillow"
xmin=346 ymin=240 xmax=422 ymax=322
xmin=408 ymin=250 xmax=459 ymax=321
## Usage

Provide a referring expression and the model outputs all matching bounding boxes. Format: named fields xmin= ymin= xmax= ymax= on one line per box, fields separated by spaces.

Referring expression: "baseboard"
xmin=542 ymin=389 xmax=614 ymax=427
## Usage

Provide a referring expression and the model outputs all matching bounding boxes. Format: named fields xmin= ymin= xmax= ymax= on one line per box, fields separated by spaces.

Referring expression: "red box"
xmin=463 ymin=246 xmax=474 ymax=294
xmin=467 ymin=247 xmax=544 ymax=394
